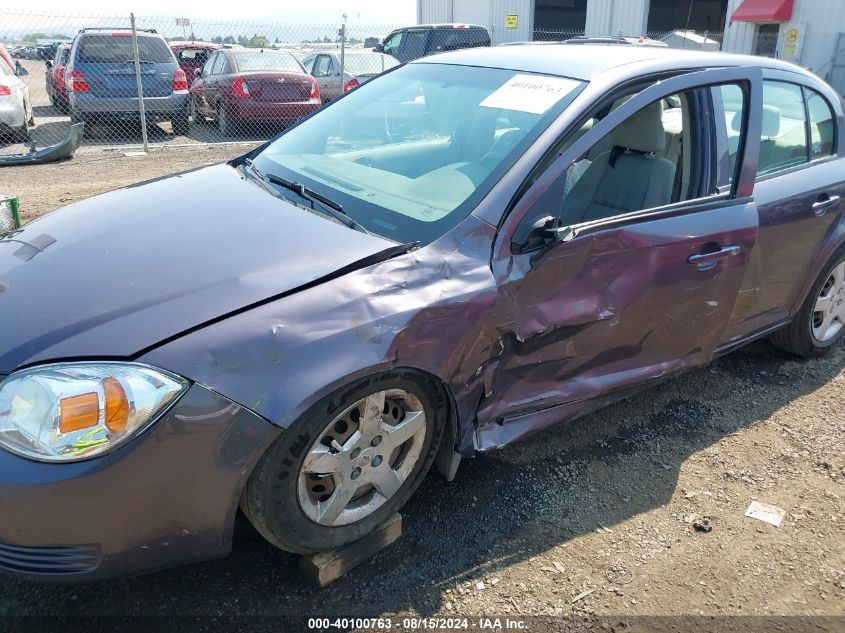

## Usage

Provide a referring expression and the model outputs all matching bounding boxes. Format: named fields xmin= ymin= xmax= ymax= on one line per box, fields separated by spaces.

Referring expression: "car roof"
xmin=169 ymin=41 xmax=219 ymax=49
xmin=395 ymin=23 xmax=487 ymax=31
xmin=415 ymin=43 xmax=808 ymax=82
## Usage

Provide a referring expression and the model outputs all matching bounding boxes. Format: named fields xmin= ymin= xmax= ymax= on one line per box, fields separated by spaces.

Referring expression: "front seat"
xmin=560 ymin=101 xmax=675 ymax=225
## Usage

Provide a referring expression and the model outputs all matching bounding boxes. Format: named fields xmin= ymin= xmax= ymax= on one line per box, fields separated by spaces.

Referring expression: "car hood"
xmin=0 ymin=163 xmax=396 ymax=373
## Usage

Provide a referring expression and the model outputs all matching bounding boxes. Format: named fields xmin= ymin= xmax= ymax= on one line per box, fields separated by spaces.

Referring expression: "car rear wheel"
xmin=217 ymin=104 xmax=234 ymax=137
xmin=171 ymin=110 xmax=189 ymax=136
xmin=241 ymin=370 xmax=447 ymax=554
xmin=771 ymin=250 xmax=845 ymax=357
xmin=189 ymin=98 xmax=205 ymax=125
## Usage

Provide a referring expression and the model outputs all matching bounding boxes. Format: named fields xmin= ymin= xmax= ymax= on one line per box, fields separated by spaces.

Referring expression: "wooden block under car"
xmin=299 ymin=513 xmax=402 ymax=587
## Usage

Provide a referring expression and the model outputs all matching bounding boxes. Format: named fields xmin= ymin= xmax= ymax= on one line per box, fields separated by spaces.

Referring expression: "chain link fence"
xmin=0 ymin=10 xmax=400 ymax=156
xmin=1 ymin=10 xmax=730 ymax=159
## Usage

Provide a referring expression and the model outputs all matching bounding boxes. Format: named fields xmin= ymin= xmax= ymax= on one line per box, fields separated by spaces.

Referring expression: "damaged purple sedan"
xmin=1 ymin=44 xmax=844 ymax=581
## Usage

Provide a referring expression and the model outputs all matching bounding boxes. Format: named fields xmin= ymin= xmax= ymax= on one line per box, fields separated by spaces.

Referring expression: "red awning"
xmin=730 ymin=0 xmax=795 ymax=22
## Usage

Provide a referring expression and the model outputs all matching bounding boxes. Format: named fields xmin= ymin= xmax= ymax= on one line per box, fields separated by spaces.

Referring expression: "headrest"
xmin=732 ymin=105 xmax=781 ymax=137
xmin=611 ymin=101 xmax=665 ymax=154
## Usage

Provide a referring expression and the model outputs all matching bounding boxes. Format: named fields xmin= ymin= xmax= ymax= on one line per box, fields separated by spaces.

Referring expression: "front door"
xmin=480 ymin=67 xmax=764 ymax=426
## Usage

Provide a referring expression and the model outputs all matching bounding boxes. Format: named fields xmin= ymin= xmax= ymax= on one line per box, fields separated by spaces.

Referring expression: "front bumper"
xmin=0 ymin=383 xmax=280 ymax=583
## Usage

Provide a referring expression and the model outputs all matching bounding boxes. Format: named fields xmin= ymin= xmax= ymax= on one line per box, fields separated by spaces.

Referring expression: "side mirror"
xmin=374 ymin=43 xmax=384 ymax=53
xmin=15 ymin=62 xmax=28 ymax=77
xmin=46 ymin=59 xmax=53 ymax=69
xmin=194 ymin=68 xmax=201 ymax=78
xmin=513 ymin=215 xmax=572 ymax=254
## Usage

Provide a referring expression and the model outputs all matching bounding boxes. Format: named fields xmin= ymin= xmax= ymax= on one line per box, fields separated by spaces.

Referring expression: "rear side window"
xmin=234 ymin=52 xmax=302 ymax=73
xmin=313 ymin=55 xmax=333 ymax=77
xmin=77 ymin=35 xmax=174 ymax=64
xmin=757 ymin=80 xmax=808 ymax=177
xmin=806 ymin=88 xmax=835 ymax=158
xmin=211 ymin=53 xmax=227 ymax=75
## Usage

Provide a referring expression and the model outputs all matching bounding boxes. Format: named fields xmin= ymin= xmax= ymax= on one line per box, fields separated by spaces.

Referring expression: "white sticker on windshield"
xmin=480 ymin=74 xmax=580 ymax=115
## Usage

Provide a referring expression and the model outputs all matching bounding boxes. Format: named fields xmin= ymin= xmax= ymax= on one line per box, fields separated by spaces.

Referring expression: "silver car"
xmin=0 ymin=59 xmax=31 ymax=142
xmin=302 ymin=51 xmax=399 ymax=101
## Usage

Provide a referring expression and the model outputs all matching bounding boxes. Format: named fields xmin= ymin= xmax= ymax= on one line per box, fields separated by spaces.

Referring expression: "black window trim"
xmin=509 ymin=72 xmax=751 ymax=250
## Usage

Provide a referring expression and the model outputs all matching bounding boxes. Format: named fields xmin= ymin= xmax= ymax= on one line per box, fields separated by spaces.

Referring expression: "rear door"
xmin=481 ymin=67 xmax=764 ymax=427
xmin=192 ymin=52 xmax=217 ymax=115
xmin=718 ymin=72 xmax=845 ymax=341
xmin=205 ymin=52 xmax=229 ymax=112
xmin=313 ymin=54 xmax=340 ymax=100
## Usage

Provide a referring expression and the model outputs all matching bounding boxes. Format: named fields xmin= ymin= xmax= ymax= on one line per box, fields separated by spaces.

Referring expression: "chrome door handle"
xmin=813 ymin=195 xmax=840 ymax=216
xmin=688 ymin=245 xmax=741 ymax=268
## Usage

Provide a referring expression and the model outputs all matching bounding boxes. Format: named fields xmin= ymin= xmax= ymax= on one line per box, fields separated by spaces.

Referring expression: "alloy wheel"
xmin=297 ymin=389 xmax=427 ymax=527
xmin=812 ymin=261 xmax=845 ymax=342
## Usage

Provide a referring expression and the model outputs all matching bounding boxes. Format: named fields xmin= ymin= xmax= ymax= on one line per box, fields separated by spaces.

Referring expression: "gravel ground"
xmin=1 ymin=149 xmax=843 ymax=628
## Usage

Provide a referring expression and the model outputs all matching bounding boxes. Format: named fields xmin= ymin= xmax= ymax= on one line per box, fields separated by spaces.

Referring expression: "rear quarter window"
xmin=77 ymin=35 xmax=174 ymax=64
xmin=806 ymin=88 xmax=836 ymax=158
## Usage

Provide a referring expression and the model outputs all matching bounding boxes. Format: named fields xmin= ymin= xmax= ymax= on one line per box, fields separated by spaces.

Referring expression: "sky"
xmin=4 ymin=1 xmax=418 ymax=42
xmin=9 ymin=0 xmax=417 ymax=25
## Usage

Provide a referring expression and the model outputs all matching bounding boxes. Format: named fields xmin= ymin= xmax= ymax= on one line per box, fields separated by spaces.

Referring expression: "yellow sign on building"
xmin=505 ymin=14 xmax=519 ymax=29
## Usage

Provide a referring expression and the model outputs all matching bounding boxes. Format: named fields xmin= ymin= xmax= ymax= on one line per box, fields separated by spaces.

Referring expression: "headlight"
xmin=0 ymin=363 xmax=189 ymax=462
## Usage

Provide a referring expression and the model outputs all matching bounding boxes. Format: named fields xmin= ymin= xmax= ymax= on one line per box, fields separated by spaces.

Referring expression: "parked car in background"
xmin=65 ymin=28 xmax=189 ymax=134
xmin=0 ymin=55 xmax=32 ymax=142
xmin=170 ymin=41 xmax=220 ymax=79
xmin=301 ymin=50 xmax=399 ymax=101
xmin=46 ymin=43 xmax=71 ymax=113
xmin=189 ymin=48 xmax=320 ymax=136
xmin=0 ymin=45 xmax=15 ymax=74
xmin=376 ymin=23 xmax=490 ymax=62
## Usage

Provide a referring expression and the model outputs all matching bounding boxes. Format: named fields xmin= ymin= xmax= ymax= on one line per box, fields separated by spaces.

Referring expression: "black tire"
xmin=241 ymin=370 xmax=447 ymax=554
xmin=217 ymin=104 xmax=234 ymax=137
xmin=171 ymin=110 xmax=189 ymax=136
xmin=189 ymin=98 xmax=205 ymax=125
xmin=12 ymin=125 xmax=30 ymax=144
xmin=771 ymin=248 xmax=845 ymax=358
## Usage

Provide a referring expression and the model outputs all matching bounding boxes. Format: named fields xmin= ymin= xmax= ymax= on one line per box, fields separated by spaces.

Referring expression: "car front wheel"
xmin=772 ymin=250 xmax=845 ymax=357
xmin=241 ymin=371 xmax=447 ymax=554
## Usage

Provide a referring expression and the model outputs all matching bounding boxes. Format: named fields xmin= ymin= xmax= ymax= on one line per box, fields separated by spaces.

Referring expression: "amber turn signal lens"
xmin=58 ymin=392 xmax=100 ymax=433
xmin=102 ymin=377 xmax=130 ymax=434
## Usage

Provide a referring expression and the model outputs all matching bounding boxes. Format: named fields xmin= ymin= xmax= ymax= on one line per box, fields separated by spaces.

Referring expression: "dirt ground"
xmin=1 ymin=147 xmax=843 ymax=629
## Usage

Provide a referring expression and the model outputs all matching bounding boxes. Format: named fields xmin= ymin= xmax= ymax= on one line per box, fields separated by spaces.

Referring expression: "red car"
xmin=189 ymin=48 xmax=320 ymax=136
xmin=169 ymin=41 xmax=220 ymax=79
xmin=46 ymin=43 xmax=71 ymax=113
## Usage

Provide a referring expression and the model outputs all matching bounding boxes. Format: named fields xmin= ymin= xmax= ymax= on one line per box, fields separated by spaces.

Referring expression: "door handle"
xmin=688 ymin=245 xmax=741 ymax=269
xmin=812 ymin=195 xmax=840 ymax=216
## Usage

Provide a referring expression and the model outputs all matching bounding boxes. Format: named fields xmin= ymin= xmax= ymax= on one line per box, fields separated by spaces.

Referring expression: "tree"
xmin=22 ymin=32 xmax=70 ymax=43
xmin=211 ymin=36 xmax=224 ymax=44
xmin=223 ymin=35 xmax=236 ymax=45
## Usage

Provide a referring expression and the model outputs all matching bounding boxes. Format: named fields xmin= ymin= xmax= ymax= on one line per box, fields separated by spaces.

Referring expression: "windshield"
xmin=234 ymin=51 xmax=303 ymax=73
xmin=77 ymin=35 xmax=173 ymax=64
xmin=344 ymin=54 xmax=399 ymax=76
xmin=255 ymin=63 xmax=584 ymax=244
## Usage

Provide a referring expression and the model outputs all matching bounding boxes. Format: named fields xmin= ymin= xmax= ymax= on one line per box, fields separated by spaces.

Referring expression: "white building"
xmin=417 ymin=0 xmax=845 ymax=93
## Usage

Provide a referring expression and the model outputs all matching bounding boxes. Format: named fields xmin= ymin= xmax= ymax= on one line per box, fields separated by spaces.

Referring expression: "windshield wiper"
xmin=243 ymin=159 xmax=370 ymax=235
